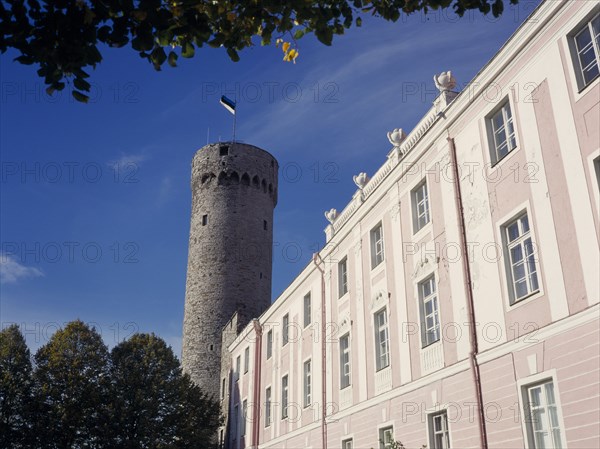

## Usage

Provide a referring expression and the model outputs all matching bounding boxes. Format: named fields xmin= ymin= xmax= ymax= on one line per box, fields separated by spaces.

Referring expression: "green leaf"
xmin=293 ymin=28 xmax=306 ymax=39
xmin=227 ymin=47 xmax=240 ymax=62
xmin=72 ymin=91 xmax=89 ymax=103
xmin=181 ymin=41 xmax=195 ymax=58
xmin=167 ymin=51 xmax=178 ymax=67
xmin=73 ymin=77 xmax=91 ymax=92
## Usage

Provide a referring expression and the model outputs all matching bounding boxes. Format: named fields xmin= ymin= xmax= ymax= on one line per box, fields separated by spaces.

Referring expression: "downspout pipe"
xmin=251 ymin=319 xmax=263 ymax=449
xmin=447 ymin=136 xmax=488 ymax=449
xmin=312 ymin=253 xmax=328 ymax=449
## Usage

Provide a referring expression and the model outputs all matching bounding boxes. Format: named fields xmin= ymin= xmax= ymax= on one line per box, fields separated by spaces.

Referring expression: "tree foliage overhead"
xmin=0 ymin=0 xmax=519 ymax=101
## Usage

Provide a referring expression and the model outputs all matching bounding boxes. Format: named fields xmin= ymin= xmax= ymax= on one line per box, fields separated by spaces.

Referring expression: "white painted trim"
xmin=494 ymin=201 xmax=546 ymax=312
xmin=516 ymin=369 xmax=569 ymax=449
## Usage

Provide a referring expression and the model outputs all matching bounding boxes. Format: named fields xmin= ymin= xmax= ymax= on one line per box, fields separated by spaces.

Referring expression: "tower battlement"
xmin=182 ymin=141 xmax=278 ymax=396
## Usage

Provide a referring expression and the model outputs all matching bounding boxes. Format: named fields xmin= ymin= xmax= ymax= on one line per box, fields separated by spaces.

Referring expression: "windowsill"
xmin=489 ymin=145 xmax=519 ymax=172
xmin=412 ymin=220 xmax=432 ymax=242
xmin=339 ymin=291 xmax=349 ymax=301
xmin=508 ymin=289 xmax=543 ymax=310
xmin=577 ymin=73 xmax=600 ymax=95
xmin=340 ymin=384 xmax=351 ymax=390
xmin=421 ymin=338 xmax=441 ymax=350
xmin=371 ymin=260 xmax=385 ymax=277
xmin=375 ymin=364 xmax=390 ymax=373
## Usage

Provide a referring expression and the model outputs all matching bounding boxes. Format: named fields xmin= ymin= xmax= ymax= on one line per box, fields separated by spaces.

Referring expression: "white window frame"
xmin=412 ymin=179 xmax=431 ymax=233
xmin=487 ymin=99 xmax=517 ymax=165
xmin=266 ymin=329 xmax=273 ymax=359
xmin=419 ymin=275 xmax=441 ymax=348
xmin=570 ymin=11 xmax=600 ymax=91
xmin=236 ymin=355 xmax=241 ymax=380
xmin=370 ymin=223 xmax=385 ymax=269
xmin=303 ymin=359 xmax=312 ymax=407
xmin=374 ymin=308 xmax=390 ymax=371
xmin=265 ymin=386 xmax=272 ymax=427
xmin=339 ymin=333 xmax=351 ymax=389
xmin=503 ymin=211 xmax=540 ymax=304
xmin=379 ymin=425 xmax=394 ymax=449
xmin=303 ymin=292 xmax=311 ymax=328
xmin=428 ymin=410 xmax=451 ymax=449
xmin=338 ymin=257 xmax=348 ymax=297
xmin=342 ymin=438 xmax=353 ymax=449
xmin=519 ymin=374 xmax=567 ymax=449
xmin=282 ymin=314 xmax=289 ymax=346
xmin=244 ymin=347 xmax=249 ymax=373
xmin=281 ymin=374 xmax=289 ymax=419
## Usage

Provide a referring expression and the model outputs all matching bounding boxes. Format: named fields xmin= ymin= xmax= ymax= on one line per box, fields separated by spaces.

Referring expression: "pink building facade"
xmin=223 ymin=1 xmax=600 ymax=448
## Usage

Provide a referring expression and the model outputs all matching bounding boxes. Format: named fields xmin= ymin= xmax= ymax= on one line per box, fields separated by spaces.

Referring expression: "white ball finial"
xmin=434 ymin=71 xmax=457 ymax=92
xmin=387 ymin=128 xmax=406 ymax=147
xmin=353 ymin=172 xmax=369 ymax=190
xmin=324 ymin=208 xmax=338 ymax=224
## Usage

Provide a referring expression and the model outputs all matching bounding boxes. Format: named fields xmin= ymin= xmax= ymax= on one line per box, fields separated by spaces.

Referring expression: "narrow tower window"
xmin=202 ymin=214 xmax=208 ymax=226
xmin=219 ymin=145 xmax=229 ymax=156
xmin=264 ymin=220 xmax=268 ymax=230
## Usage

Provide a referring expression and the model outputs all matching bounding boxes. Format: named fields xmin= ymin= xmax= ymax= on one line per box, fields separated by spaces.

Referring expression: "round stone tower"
xmin=182 ymin=142 xmax=278 ymax=394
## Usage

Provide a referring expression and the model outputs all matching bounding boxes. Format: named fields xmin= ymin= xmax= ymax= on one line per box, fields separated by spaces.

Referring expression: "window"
xmin=281 ymin=375 xmax=289 ymax=419
xmin=370 ymin=223 xmax=385 ymax=269
xmin=282 ymin=314 xmax=289 ymax=345
xmin=412 ymin=180 xmax=430 ymax=232
xmin=488 ymin=100 xmax=517 ymax=164
xmin=303 ymin=359 xmax=312 ymax=407
xmin=303 ymin=293 xmax=311 ymax=328
xmin=572 ymin=12 xmax=600 ymax=90
xmin=342 ymin=438 xmax=353 ymax=449
xmin=523 ymin=380 xmax=563 ymax=449
xmin=338 ymin=257 xmax=348 ymax=297
xmin=503 ymin=212 xmax=539 ymax=303
xmin=244 ymin=347 xmax=249 ymax=373
xmin=374 ymin=308 xmax=390 ymax=371
xmin=241 ymin=399 xmax=247 ymax=436
xmin=265 ymin=387 xmax=272 ymax=427
xmin=419 ymin=276 xmax=441 ymax=347
xmin=236 ymin=355 xmax=241 ymax=379
xmin=266 ymin=329 xmax=273 ymax=359
xmin=379 ymin=426 xmax=394 ymax=449
xmin=340 ymin=333 xmax=351 ymax=389
xmin=221 ymin=377 xmax=226 ymax=399
xmin=202 ymin=214 xmax=208 ymax=226
xmin=429 ymin=411 xmax=450 ymax=449
xmin=264 ymin=219 xmax=268 ymax=230
xmin=594 ymin=156 xmax=600 ymax=190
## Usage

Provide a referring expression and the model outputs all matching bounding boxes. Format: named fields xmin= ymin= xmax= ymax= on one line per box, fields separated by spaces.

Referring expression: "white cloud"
xmin=108 ymin=151 xmax=149 ymax=169
xmin=0 ymin=254 xmax=44 ymax=284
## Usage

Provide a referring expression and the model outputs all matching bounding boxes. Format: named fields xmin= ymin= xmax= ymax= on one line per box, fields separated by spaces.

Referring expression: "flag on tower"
xmin=220 ymin=95 xmax=236 ymax=115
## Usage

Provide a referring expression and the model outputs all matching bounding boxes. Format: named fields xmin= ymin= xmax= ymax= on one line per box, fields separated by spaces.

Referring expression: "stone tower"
xmin=182 ymin=142 xmax=278 ymax=395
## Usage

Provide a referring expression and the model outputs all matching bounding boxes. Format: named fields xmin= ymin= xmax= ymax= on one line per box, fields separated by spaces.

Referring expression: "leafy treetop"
xmin=0 ymin=0 xmax=518 ymax=102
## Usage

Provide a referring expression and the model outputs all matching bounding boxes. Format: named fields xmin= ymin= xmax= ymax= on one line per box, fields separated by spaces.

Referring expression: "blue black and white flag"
xmin=220 ymin=95 xmax=236 ymax=115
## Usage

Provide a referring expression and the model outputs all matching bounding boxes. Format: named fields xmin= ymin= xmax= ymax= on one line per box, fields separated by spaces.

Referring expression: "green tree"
xmin=33 ymin=320 xmax=111 ymax=449
xmin=110 ymin=333 xmax=221 ymax=449
xmin=0 ymin=0 xmax=519 ymax=102
xmin=0 ymin=324 xmax=33 ymax=449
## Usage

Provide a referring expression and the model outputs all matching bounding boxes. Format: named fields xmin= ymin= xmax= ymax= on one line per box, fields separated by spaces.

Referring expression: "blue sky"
xmin=0 ymin=0 xmax=542 ymax=355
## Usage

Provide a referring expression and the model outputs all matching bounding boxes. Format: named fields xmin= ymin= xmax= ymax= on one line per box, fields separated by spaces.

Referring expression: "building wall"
xmin=223 ymin=1 xmax=600 ymax=448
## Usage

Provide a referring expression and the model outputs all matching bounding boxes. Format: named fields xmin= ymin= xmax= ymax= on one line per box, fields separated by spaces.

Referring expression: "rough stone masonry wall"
xmin=182 ymin=142 xmax=278 ymax=397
